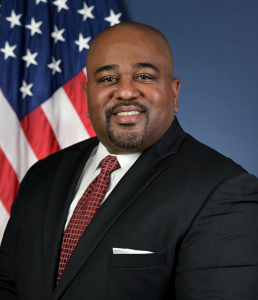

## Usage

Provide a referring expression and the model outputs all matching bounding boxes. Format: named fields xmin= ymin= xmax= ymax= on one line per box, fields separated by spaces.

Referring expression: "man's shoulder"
xmin=154 ymin=117 xmax=248 ymax=181
xmin=43 ymin=136 xmax=98 ymax=159
xmin=27 ymin=137 xmax=99 ymax=176
xmin=176 ymin=132 xmax=247 ymax=179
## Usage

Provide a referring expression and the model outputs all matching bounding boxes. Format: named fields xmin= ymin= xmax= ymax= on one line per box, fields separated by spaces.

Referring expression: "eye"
xmin=136 ymin=74 xmax=154 ymax=81
xmin=99 ymin=76 xmax=117 ymax=84
xmin=97 ymin=73 xmax=118 ymax=85
xmin=104 ymin=77 xmax=114 ymax=82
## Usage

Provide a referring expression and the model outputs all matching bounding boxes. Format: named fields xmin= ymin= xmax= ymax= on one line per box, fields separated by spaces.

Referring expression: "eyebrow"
xmin=94 ymin=64 xmax=118 ymax=75
xmin=132 ymin=62 xmax=159 ymax=73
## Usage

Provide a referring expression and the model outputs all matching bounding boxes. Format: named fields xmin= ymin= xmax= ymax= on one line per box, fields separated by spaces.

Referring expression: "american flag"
xmin=0 ymin=0 xmax=122 ymax=242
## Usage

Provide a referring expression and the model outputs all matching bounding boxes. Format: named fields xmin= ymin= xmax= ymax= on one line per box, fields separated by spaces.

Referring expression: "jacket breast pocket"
xmin=110 ymin=250 xmax=167 ymax=268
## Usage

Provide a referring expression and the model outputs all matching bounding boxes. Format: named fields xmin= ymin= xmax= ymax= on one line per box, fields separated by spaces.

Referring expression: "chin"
xmin=108 ymin=129 xmax=146 ymax=150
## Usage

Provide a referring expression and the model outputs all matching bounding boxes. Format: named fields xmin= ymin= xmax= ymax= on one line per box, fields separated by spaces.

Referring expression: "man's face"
xmin=83 ymin=26 xmax=180 ymax=154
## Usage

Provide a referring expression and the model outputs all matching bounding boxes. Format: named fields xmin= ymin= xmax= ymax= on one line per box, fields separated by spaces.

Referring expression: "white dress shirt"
xmin=64 ymin=142 xmax=141 ymax=229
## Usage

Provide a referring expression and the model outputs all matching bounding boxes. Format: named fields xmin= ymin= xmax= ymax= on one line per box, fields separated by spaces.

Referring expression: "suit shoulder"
xmin=174 ymin=133 xmax=247 ymax=179
xmin=39 ymin=136 xmax=97 ymax=162
xmin=26 ymin=137 xmax=98 ymax=176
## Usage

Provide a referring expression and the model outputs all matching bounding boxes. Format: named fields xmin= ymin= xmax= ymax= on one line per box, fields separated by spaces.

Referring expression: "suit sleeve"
xmin=0 ymin=166 xmax=33 ymax=299
xmin=175 ymin=172 xmax=258 ymax=299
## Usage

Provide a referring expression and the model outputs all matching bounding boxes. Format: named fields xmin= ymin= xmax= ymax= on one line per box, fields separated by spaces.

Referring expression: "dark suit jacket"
xmin=1 ymin=117 xmax=258 ymax=300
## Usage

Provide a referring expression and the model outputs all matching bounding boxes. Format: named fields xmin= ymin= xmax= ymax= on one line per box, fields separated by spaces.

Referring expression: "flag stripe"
xmin=63 ymin=70 xmax=96 ymax=138
xmin=82 ymin=67 xmax=87 ymax=77
xmin=41 ymin=86 xmax=90 ymax=149
xmin=0 ymin=148 xmax=19 ymax=214
xmin=20 ymin=106 xmax=61 ymax=160
xmin=0 ymin=89 xmax=37 ymax=181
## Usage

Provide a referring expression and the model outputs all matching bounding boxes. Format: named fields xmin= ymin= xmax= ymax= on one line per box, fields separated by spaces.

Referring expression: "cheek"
xmin=87 ymin=93 xmax=104 ymax=117
xmin=147 ymin=90 xmax=175 ymax=127
xmin=149 ymin=89 xmax=172 ymax=112
xmin=87 ymin=89 xmax=114 ymax=133
xmin=88 ymin=87 xmax=114 ymax=110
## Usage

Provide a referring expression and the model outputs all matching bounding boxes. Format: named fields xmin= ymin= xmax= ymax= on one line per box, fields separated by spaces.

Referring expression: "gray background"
xmin=117 ymin=0 xmax=258 ymax=176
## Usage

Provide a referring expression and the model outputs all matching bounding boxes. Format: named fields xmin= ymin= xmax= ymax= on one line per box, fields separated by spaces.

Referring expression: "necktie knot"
xmin=100 ymin=155 xmax=120 ymax=176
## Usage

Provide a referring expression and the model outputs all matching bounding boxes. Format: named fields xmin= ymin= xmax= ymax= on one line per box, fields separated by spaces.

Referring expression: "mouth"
xmin=116 ymin=111 xmax=141 ymax=116
xmin=107 ymin=102 xmax=147 ymax=125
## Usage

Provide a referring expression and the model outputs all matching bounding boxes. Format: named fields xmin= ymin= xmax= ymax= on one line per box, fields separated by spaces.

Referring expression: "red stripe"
xmin=0 ymin=148 xmax=19 ymax=214
xmin=63 ymin=70 xmax=96 ymax=137
xmin=20 ymin=106 xmax=61 ymax=160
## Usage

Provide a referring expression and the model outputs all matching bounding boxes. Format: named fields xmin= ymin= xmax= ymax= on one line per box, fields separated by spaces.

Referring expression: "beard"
xmin=105 ymin=102 xmax=149 ymax=149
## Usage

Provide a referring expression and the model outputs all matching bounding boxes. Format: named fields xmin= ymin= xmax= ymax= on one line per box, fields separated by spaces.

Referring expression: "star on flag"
xmin=53 ymin=0 xmax=69 ymax=13
xmin=47 ymin=56 xmax=62 ymax=75
xmin=22 ymin=49 xmax=38 ymax=68
xmin=51 ymin=26 xmax=65 ymax=44
xmin=77 ymin=2 xmax=94 ymax=21
xmin=75 ymin=34 xmax=91 ymax=52
xmin=20 ymin=80 xmax=33 ymax=99
xmin=25 ymin=18 xmax=43 ymax=36
xmin=104 ymin=9 xmax=122 ymax=26
xmin=0 ymin=41 xmax=17 ymax=60
xmin=5 ymin=10 xmax=22 ymax=28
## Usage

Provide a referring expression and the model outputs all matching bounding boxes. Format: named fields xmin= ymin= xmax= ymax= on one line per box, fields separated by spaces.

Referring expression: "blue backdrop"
xmin=117 ymin=0 xmax=258 ymax=177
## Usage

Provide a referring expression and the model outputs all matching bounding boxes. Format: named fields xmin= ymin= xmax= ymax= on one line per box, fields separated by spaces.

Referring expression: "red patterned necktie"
xmin=57 ymin=155 xmax=120 ymax=283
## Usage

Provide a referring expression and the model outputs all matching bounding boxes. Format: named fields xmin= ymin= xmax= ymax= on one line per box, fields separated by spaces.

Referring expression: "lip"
xmin=112 ymin=105 xmax=144 ymax=124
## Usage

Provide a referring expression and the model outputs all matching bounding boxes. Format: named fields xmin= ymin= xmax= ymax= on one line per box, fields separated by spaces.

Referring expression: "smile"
xmin=116 ymin=111 xmax=141 ymax=116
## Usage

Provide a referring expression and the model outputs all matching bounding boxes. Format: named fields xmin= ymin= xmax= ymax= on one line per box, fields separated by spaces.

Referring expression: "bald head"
xmin=86 ymin=22 xmax=174 ymax=78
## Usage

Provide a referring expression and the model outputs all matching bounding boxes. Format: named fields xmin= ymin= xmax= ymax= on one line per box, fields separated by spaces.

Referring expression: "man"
xmin=0 ymin=22 xmax=258 ymax=300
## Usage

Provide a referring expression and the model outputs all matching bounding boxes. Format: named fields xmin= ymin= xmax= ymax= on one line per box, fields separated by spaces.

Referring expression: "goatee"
xmin=105 ymin=102 xmax=149 ymax=149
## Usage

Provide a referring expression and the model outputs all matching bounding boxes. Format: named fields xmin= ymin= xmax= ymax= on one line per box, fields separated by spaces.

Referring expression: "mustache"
xmin=105 ymin=101 xmax=148 ymax=118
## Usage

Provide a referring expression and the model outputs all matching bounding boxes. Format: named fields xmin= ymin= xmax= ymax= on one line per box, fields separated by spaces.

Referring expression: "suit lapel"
xmin=43 ymin=138 xmax=98 ymax=299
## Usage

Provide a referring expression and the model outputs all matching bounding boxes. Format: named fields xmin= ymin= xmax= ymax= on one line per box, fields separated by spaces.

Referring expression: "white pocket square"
xmin=112 ymin=248 xmax=154 ymax=254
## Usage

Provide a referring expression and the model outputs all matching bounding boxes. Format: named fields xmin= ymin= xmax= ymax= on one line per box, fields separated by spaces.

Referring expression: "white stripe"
xmin=42 ymin=86 xmax=90 ymax=149
xmin=0 ymin=89 xmax=38 ymax=182
xmin=0 ymin=200 xmax=10 ymax=244
xmin=82 ymin=67 xmax=87 ymax=77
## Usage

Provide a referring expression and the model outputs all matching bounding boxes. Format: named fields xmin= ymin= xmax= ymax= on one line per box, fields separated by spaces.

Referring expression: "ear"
xmin=172 ymin=77 xmax=180 ymax=113
xmin=82 ymin=82 xmax=90 ymax=118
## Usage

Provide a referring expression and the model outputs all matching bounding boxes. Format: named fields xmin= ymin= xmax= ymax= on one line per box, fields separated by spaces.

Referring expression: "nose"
xmin=113 ymin=76 xmax=140 ymax=100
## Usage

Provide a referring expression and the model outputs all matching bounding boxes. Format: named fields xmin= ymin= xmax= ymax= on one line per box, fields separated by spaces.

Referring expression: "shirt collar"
xmin=94 ymin=142 xmax=142 ymax=173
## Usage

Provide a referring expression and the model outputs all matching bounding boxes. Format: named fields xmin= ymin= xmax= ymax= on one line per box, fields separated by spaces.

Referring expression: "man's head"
xmin=83 ymin=22 xmax=180 ymax=154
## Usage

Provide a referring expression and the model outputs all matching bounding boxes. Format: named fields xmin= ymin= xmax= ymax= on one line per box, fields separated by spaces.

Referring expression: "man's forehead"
xmin=91 ymin=31 xmax=160 ymax=55
xmin=86 ymin=22 xmax=173 ymax=74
